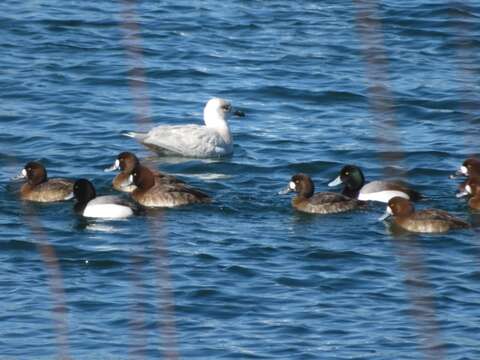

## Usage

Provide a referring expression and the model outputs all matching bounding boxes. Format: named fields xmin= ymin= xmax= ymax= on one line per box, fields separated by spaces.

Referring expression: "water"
xmin=1 ymin=1 xmax=480 ymax=358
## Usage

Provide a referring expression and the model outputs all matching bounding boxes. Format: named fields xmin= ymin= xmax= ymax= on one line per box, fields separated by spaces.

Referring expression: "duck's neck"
xmin=341 ymin=187 xmax=359 ymax=199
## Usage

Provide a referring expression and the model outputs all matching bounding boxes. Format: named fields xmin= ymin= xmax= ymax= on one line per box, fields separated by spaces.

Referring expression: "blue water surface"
xmin=1 ymin=1 xmax=480 ymax=359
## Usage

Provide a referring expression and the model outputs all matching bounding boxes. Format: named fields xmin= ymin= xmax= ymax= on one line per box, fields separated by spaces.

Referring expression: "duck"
xmin=450 ymin=158 xmax=480 ymax=192
xmin=124 ymin=98 xmax=244 ymax=158
xmin=279 ymin=173 xmax=364 ymax=214
xmin=456 ymin=177 xmax=480 ymax=210
xmin=72 ymin=179 xmax=134 ymax=219
xmin=451 ymin=158 xmax=480 ymax=178
xmin=15 ymin=161 xmax=73 ymax=202
xmin=104 ymin=151 xmax=183 ymax=192
xmin=328 ymin=165 xmax=421 ymax=203
xmin=126 ymin=165 xmax=211 ymax=208
xmin=379 ymin=196 xmax=469 ymax=233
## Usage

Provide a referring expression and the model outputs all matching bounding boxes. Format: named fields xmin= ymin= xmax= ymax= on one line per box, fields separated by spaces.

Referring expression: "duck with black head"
xmin=328 ymin=165 xmax=421 ymax=203
xmin=125 ymin=165 xmax=211 ymax=208
xmin=279 ymin=173 xmax=364 ymax=214
xmin=14 ymin=161 xmax=73 ymax=202
xmin=72 ymin=179 xmax=134 ymax=219
xmin=104 ymin=151 xmax=183 ymax=192
xmin=379 ymin=196 xmax=469 ymax=233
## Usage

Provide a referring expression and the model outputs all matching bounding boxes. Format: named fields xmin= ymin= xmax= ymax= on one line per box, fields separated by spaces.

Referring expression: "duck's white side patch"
xmin=190 ymin=173 xmax=231 ymax=181
xmin=359 ymin=190 xmax=409 ymax=203
xmin=83 ymin=204 xmax=133 ymax=219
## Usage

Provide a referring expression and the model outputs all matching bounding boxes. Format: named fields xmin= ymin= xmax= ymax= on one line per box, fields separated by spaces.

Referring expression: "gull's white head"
xmin=203 ymin=98 xmax=232 ymax=129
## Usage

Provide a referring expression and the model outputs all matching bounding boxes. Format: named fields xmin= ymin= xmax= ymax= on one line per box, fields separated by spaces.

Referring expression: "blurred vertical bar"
xmin=449 ymin=1 xmax=479 ymax=157
xmin=353 ymin=0 xmax=401 ymax=176
xmin=353 ymin=1 xmax=445 ymax=359
xmin=26 ymin=209 xmax=70 ymax=360
xmin=119 ymin=1 xmax=179 ymax=358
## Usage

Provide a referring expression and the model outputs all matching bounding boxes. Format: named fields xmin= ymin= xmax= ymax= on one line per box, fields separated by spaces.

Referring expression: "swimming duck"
xmin=379 ymin=196 xmax=469 ymax=233
xmin=126 ymin=165 xmax=211 ymax=207
xmin=124 ymin=98 xmax=244 ymax=158
xmin=15 ymin=161 xmax=73 ymax=202
xmin=328 ymin=165 xmax=421 ymax=203
xmin=456 ymin=177 xmax=480 ymax=210
xmin=279 ymin=173 xmax=364 ymax=214
xmin=450 ymin=158 xmax=480 ymax=192
xmin=72 ymin=179 xmax=134 ymax=219
xmin=451 ymin=158 xmax=480 ymax=178
xmin=104 ymin=151 xmax=182 ymax=192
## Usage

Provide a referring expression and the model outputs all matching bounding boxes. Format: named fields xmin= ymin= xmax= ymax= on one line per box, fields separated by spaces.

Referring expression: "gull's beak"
xmin=11 ymin=168 xmax=27 ymax=181
xmin=233 ymin=109 xmax=245 ymax=117
xmin=328 ymin=176 xmax=343 ymax=187
xmin=104 ymin=159 xmax=120 ymax=172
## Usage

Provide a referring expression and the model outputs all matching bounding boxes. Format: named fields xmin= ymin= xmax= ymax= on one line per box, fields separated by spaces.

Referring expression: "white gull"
xmin=124 ymin=98 xmax=244 ymax=158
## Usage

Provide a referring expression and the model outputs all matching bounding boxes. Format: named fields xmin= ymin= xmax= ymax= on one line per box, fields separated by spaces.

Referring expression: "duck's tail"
xmin=122 ymin=131 xmax=147 ymax=141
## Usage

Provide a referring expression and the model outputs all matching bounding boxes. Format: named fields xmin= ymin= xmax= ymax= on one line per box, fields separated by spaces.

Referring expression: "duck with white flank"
xmin=328 ymin=165 xmax=421 ymax=203
xmin=72 ymin=179 xmax=135 ymax=219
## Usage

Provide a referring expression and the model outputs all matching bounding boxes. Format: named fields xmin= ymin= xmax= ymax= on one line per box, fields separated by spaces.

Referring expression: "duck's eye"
xmin=345 ymin=172 xmax=349 ymax=176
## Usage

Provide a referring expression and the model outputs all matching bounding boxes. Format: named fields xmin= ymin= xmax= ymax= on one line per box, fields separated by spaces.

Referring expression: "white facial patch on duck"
xmin=358 ymin=190 xmax=409 ymax=203
xmin=466 ymin=184 xmax=472 ymax=194
xmin=461 ymin=166 xmax=468 ymax=175
xmin=22 ymin=169 xmax=27 ymax=177
xmin=289 ymin=181 xmax=296 ymax=191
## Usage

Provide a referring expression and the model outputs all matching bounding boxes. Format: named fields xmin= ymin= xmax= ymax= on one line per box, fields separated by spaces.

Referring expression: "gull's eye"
xmin=222 ymin=104 xmax=231 ymax=111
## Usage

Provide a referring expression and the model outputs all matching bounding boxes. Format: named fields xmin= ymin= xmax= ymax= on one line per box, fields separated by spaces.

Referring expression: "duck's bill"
xmin=456 ymin=190 xmax=469 ymax=198
xmin=378 ymin=211 xmax=391 ymax=221
xmin=328 ymin=176 xmax=342 ymax=187
xmin=104 ymin=160 xmax=120 ymax=172
xmin=233 ymin=109 xmax=245 ymax=117
xmin=278 ymin=186 xmax=292 ymax=195
xmin=64 ymin=192 xmax=74 ymax=200
xmin=449 ymin=169 xmax=465 ymax=179
xmin=11 ymin=168 xmax=27 ymax=181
